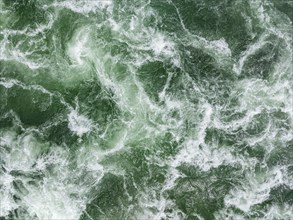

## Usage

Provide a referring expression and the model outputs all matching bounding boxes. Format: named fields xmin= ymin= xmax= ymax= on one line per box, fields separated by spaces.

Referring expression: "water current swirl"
xmin=0 ymin=0 xmax=292 ymax=219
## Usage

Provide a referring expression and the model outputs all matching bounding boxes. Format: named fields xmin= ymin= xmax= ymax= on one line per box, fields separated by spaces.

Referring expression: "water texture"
xmin=0 ymin=0 xmax=292 ymax=219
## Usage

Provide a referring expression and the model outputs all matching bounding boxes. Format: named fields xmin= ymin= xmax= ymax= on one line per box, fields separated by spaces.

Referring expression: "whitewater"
xmin=0 ymin=0 xmax=292 ymax=219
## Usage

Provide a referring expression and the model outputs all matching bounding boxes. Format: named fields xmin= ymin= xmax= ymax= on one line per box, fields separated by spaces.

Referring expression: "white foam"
xmin=0 ymin=46 xmax=44 ymax=69
xmin=75 ymin=146 xmax=105 ymax=185
xmin=129 ymin=16 xmax=137 ymax=31
xmin=209 ymin=38 xmax=232 ymax=57
xmin=0 ymin=131 xmax=46 ymax=172
xmin=23 ymin=179 xmax=86 ymax=220
xmin=233 ymin=33 xmax=269 ymax=75
xmin=136 ymin=188 xmax=184 ymax=220
xmin=66 ymin=27 xmax=92 ymax=66
xmin=68 ymin=109 xmax=93 ymax=137
xmin=0 ymin=172 xmax=17 ymax=217
xmin=263 ymin=204 xmax=293 ymax=219
xmin=169 ymin=103 xmax=217 ymax=170
xmin=0 ymin=131 xmax=47 ymax=217
xmin=53 ymin=0 xmax=112 ymax=14
xmin=236 ymin=79 xmax=292 ymax=114
xmin=215 ymin=166 xmax=292 ymax=219
xmin=169 ymin=2 xmax=232 ymax=65
xmin=1 ymin=1 xmax=291 ymax=219
xmin=108 ymin=18 xmax=120 ymax=32
xmin=224 ymin=166 xmax=289 ymax=212
xmin=0 ymin=15 xmax=53 ymax=70
xmin=0 ymin=78 xmax=18 ymax=88
xmin=151 ymin=33 xmax=175 ymax=57
xmin=178 ymin=141 xmax=250 ymax=172
xmin=0 ymin=127 xmax=97 ymax=219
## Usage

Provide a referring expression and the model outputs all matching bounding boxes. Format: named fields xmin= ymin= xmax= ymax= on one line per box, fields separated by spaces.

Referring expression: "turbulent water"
xmin=0 ymin=0 xmax=292 ymax=219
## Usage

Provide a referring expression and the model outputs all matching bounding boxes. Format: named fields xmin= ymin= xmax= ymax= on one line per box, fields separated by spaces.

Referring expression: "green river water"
xmin=0 ymin=0 xmax=292 ymax=219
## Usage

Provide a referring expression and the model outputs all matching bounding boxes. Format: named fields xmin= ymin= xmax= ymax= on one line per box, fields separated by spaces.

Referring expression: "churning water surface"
xmin=0 ymin=0 xmax=292 ymax=219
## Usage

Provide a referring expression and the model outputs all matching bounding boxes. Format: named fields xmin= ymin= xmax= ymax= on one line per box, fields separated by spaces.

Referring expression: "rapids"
xmin=0 ymin=0 xmax=292 ymax=219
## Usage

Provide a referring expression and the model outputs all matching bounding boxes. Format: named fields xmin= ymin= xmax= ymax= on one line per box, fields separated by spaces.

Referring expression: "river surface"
xmin=0 ymin=0 xmax=292 ymax=219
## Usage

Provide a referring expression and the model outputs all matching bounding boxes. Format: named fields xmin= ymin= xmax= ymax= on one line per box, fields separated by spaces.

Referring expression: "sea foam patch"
xmin=68 ymin=109 xmax=93 ymax=137
xmin=151 ymin=33 xmax=175 ymax=57
xmin=66 ymin=27 xmax=92 ymax=66
xmin=52 ymin=0 xmax=113 ymax=14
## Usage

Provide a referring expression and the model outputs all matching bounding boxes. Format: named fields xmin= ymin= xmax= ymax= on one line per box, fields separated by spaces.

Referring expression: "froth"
xmin=68 ymin=109 xmax=93 ymax=137
xmin=53 ymin=0 xmax=113 ymax=14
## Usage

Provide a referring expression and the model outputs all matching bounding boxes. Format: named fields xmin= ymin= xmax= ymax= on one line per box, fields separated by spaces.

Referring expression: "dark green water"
xmin=0 ymin=0 xmax=292 ymax=219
